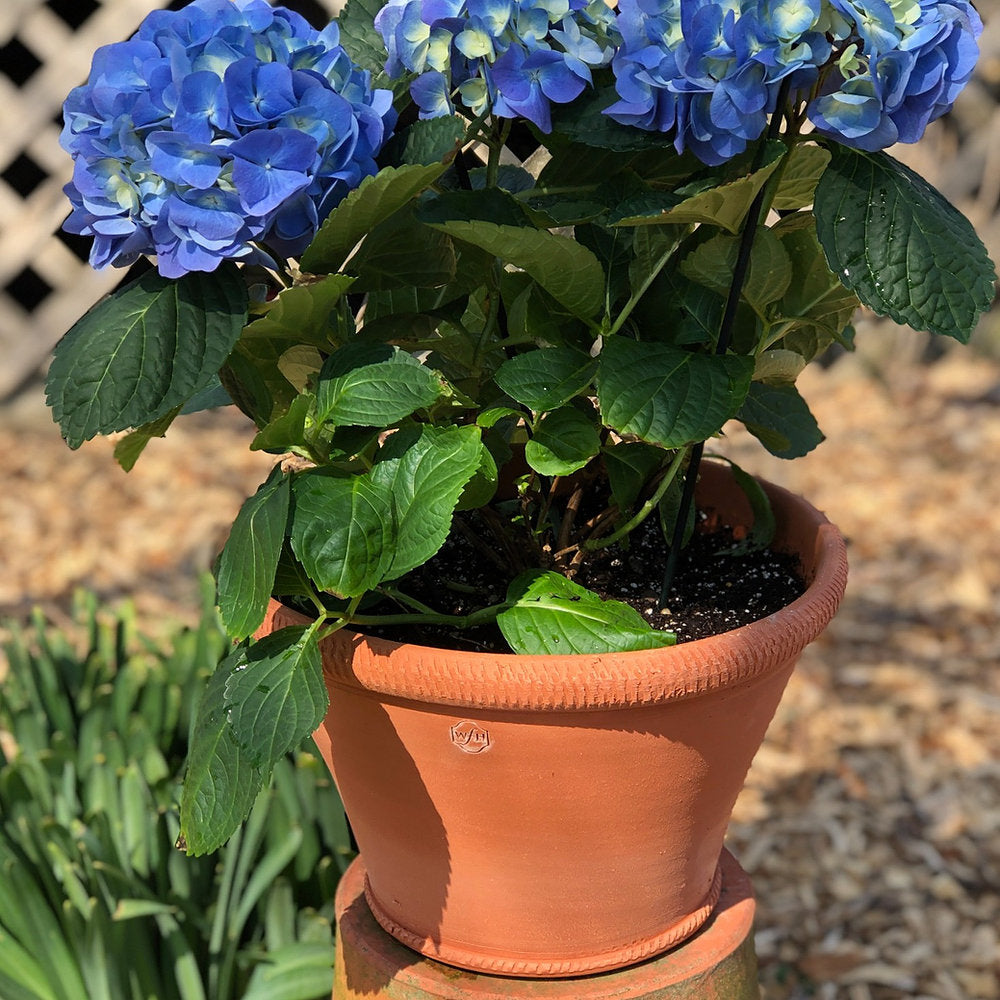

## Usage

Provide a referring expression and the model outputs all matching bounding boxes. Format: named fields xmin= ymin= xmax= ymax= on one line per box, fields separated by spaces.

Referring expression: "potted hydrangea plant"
xmin=48 ymin=0 xmax=993 ymax=977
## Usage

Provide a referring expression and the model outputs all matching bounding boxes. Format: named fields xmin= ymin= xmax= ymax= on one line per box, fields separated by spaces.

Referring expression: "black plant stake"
xmin=659 ymin=80 xmax=793 ymax=608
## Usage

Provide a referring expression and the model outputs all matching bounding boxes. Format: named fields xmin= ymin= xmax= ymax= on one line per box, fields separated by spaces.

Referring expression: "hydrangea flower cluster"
xmin=374 ymin=0 xmax=619 ymax=132
xmin=808 ymin=0 xmax=983 ymax=151
xmin=606 ymin=0 xmax=834 ymax=164
xmin=60 ymin=0 xmax=395 ymax=277
xmin=606 ymin=0 xmax=982 ymax=165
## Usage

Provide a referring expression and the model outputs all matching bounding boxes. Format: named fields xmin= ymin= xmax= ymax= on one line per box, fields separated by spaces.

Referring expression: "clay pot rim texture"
xmin=269 ymin=461 xmax=848 ymax=713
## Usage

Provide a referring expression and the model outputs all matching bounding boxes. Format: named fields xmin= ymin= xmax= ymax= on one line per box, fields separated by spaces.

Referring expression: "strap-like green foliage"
xmin=0 ymin=583 xmax=352 ymax=1000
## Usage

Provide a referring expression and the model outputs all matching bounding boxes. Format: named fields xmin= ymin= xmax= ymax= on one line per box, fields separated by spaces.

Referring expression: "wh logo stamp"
xmin=449 ymin=721 xmax=491 ymax=754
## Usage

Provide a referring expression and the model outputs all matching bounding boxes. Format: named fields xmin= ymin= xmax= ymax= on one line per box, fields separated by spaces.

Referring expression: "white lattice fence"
xmin=0 ymin=0 xmax=342 ymax=401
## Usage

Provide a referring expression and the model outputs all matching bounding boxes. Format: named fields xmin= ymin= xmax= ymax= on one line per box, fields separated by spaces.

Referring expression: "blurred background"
xmin=1 ymin=1 xmax=999 ymax=997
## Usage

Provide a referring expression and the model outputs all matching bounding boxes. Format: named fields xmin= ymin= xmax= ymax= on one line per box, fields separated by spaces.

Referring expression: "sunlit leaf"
xmin=524 ymin=406 xmax=600 ymax=476
xmin=370 ymin=424 xmax=482 ymax=579
xmin=223 ymin=626 xmax=327 ymax=768
xmin=494 ymin=348 xmax=598 ymax=412
xmin=316 ymin=342 xmax=442 ymax=427
xmin=498 ymin=571 xmax=675 ymax=654
xmin=290 ymin=470 xmax=395 ymax=598
xmin=216 ymin=469 xmax=290 ymax=640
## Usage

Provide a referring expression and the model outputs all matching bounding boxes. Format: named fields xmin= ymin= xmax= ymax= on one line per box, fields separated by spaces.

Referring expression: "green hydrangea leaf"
xmin=300 ymin=163 xmax=450 ymax=275
xmin=455 ymin=440 xmax=499 ymax=511
xmin=382 ymin=115 xmax=466 ymax=167
xmin=277 ymin=346 xmax=324 ymax=393
xmin=524 ymin=406 xmax=601 ymax=476
xmin=598 ymin=338 xmax=754 ymax=448
xmin=418 ymin=187 xmax=534 ymax=228
xmin=112 ymin=406 xmax=182 ymax=472
xmin=497 ymin=571 xmax=675 ymax=654
xmin=603 ymin=441 xmax=666 ymax=513
xmin=179 ymin=647 xmax=266 ymax=856
xmin=290 ymin=470 xmax=396 ymax=598
xmin=348 ymin=209 xmax=457 ymax=291
xmin=337 ymin=0 xmax=400 ymax=91
xmin=223 ymin=625 xmax=327 ymax=769
xmin=250 ymin=394 xmax=315 ymax=454
xmin=737 ymin=381 xmax=824 ymax=459
xmin=681 ymin=227 xmax=791 ymax=311
xmin=773 ymin=212 xmax=860 ymax=354
xmin=316 ymin=342 xmax=442 ymax=428
xmin=370 ymin=424 xmax=482 ymax=580
xmin=548 ymin=86 xmax=688 ymax=153
xmin=632 ymin=265 xmax=724 ymax=348
xmin=537 ymin=142 xmax=648 ymax=188
xmin=814 ymin=146 xmax=996 ymax=342
xmin=613 ymin=144 xmax=784 ymax=233
xmin=772 ymin=144 xmax=831 ymax=211
xmin=714 ymin=459 xmax=777 ymax=554
xmin=752 ymin=349 xmax=806 ymax=384
xmin=244 ymin=275 xmax=355 ymax=348
xmin=181 ymin=376 xmax=232 ymax=414
xmin=494 ymin=347 xmax=598 ymax=412
xmin=46 ymin=265 xmax=247 ymax=449
xmin=419 ymin=199 xmax=606 ymax=319
xmin=216 ymin=469 xmax=291 ymax=640
xmin=225 ymin=337 xmax=303 ymax=426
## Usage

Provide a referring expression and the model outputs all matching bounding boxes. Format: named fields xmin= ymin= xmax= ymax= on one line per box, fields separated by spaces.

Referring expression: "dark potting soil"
xmin=355 ymin=510 xmax=806 ymax=653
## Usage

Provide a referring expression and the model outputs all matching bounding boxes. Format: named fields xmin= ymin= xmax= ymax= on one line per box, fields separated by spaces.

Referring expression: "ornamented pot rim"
xmin=268 ymin=464 xmax=848 ymax=712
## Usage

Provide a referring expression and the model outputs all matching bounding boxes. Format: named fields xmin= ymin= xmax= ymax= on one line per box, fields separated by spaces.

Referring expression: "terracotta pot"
xmin=263 ymin=461 xmax=848 ymax=977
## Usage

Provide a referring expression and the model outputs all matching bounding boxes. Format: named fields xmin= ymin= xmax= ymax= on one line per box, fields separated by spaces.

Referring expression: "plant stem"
xmin=472 ymin=258 xmax=506 ymax=370
xmin=347 ymin=604 xmax=506 ymax=630
xmin=556 ymin=482 xmax=584 ymax=556
xmin=485 ymin=118 xmax=511 ymax=189
xmin=319 ymin=597 xmax=359 ymax=639
xmin=535 ymin=474 xmax=563 ymax=539
xmin=658 ymin=440 xmax=702 ymax=607
xmin=582 ymin=446 xmax=688 ymax=552
xmin=607 ymin=235 xmax=682 ymax=339
xmin=378 ymin=587 xmax=444 ymax=617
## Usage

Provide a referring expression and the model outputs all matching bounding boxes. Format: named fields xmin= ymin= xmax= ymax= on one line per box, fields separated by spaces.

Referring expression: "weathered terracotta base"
xmin=332 ymin=850 xmax=758 ymax=1000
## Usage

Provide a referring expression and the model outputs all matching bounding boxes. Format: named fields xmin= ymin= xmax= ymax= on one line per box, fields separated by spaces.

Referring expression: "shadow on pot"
xmin=315 ymin=694 xmax=451 ymax=992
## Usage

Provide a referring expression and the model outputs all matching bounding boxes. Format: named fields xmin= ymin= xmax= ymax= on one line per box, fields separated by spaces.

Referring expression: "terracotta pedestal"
xmin=332 ymin=850 xmax=758 ymax=1000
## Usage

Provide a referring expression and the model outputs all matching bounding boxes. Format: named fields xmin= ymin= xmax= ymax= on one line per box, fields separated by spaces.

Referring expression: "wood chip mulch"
xmin=2 ymin=339 xmax=999 ymax=998
xmin=723 ymin=343 xmax=1000 ymax=1000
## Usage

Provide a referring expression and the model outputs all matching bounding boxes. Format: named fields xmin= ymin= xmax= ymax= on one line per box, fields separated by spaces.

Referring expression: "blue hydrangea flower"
xmin=606 ymin=0 xmax=831 ymax=165
xmin=807 ymin=72 xmax=901 ymax=148
xmin=375 ymin=0 xmax=618 ymax=132
xmin=605 ymin=0 xmax=981 ymax=166
xmin=828 ymin=0 xmax=900 ymax=53
xmin=61 ymin=0 xmax=396 ymax=277
xmin=807 ymin=0 xmax=982 ymax=150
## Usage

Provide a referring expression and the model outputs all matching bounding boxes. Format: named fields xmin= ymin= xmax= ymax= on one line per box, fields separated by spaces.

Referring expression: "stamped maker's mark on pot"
xmin=450 ymin=721 xmax=491 ymax=754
